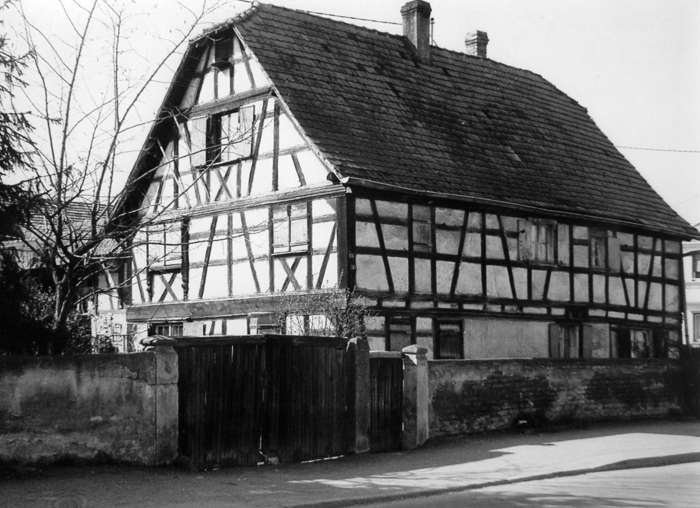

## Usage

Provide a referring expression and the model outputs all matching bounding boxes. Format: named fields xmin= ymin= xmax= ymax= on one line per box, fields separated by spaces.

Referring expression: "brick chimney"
xmin=465 ymin=31 xmax=488 ymax=58
xmin=401 ymin=0 xmax=432 ymax=60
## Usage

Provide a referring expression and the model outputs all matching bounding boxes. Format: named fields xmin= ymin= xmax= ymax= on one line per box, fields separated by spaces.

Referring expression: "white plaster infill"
xmin=289 ymin=433 xmax=700 ymax=491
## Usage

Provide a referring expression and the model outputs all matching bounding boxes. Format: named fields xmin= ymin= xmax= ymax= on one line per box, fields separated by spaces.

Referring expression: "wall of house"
xmin=126 ymin=30 xmax=346 ymax=333
xmin=463 ymin=318 xmax=551 ymax=358
xmin=683 ymin=239 xmax=700 ymax=346
xmin=0 ymin=350 xmax=177 ymax=465
xmin=354 ymin=195 xmax=684 ymax=359
xmin=428 ymin=358 xmax=685 ymax=437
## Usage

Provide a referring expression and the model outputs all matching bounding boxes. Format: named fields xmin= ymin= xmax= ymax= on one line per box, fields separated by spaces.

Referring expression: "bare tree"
xmin=8 ymin=0 xmax=230 ymax=352
xmin=275 ymin=288 xmax=374 ymax=339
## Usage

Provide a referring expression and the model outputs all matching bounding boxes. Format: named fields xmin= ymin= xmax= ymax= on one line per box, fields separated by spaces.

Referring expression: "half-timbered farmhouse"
xmin=116 ymin=1 xmax=699 ymax=360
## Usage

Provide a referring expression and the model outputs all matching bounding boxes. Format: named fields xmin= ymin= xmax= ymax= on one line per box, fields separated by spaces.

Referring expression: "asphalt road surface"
xmin=380 ymin=462 xmax=700 ymax=508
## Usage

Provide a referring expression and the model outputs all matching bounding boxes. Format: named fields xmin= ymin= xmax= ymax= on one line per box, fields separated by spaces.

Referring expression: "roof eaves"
xmin=341 ymin=176 xmax=700 ymax=240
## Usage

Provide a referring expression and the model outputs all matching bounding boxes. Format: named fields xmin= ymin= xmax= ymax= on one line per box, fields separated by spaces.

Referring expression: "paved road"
xmin=381 ymin=462 xmax=700 ymax=508
xmin=1 ymin=420 xmax=699 ymax=508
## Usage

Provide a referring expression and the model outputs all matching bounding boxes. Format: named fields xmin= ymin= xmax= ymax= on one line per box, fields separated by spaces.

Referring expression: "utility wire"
xmin=615 ymin=145 xmax=700 ymax=154
xmin=302 ymin=10 xmax=401 ymax=26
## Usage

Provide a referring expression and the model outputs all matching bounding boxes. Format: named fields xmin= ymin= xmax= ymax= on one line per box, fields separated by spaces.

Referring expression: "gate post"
xmin=346 ymin=337 xmax=370 ymax=454
xmin=402 ymin=345 xmax=429 ymax=449
xmin=153 ymin=345 xmax=179 ymax=464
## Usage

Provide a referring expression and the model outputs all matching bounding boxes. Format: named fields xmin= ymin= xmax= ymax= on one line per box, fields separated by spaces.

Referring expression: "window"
xmin=249 ymin=313 xmax=277 ymax=335
xmin=387 ymin=316 xmax=413 ymax=352
xmin=692 ymin=252 xmax=700 ymax=279
xmin=630 ymin=329 xmax=652 ymax=358
xmin=180 ymin=107 xmax=254 ymax=171
xmin=590 ymin=229 xmax=621 ymax=271
xmin=273 ymin=203 xmax=308 ymax=253
xmin=147 ymin=222 xmax=182 ymax=268
xmin=412 ymin=205 xmax=431 ymax=252
xmin=532 ymin=222 xmax=555 ymax=263
xmin=435 ymin=321 xmax=463 ymax=359
xmin=590 ymin=229 xmax=607 ymax=269
xmin=694 ymin=314 xmax=700 ymax=343
xmin=209 ymin=107 xmax=254 ymax=163
xmin=150 ymin=322 xmax=183 ymax=337
xmin=611 ymin=326 xmax=653 ymax=358
xmin=549 ymin=324 xmax=580 ymax=358
xmin=519 ymin=219 xmax=556 ymax=264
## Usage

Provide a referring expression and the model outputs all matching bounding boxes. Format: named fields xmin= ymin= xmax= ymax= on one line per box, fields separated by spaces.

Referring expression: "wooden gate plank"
xmin=369 ymin=356 xmax=403 ymax=453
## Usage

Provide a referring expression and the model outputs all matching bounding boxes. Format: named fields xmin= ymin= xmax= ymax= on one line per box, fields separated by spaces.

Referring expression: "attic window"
xmin=208 ymin=106 xmax=255 ymax=163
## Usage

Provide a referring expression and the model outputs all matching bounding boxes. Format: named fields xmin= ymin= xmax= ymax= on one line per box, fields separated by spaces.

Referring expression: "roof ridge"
xmin=251 ymin=3 xmax=567 ymax=98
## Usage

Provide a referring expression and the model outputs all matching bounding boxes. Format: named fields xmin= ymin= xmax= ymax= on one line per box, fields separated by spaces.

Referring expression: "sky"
xmin=15 ymin=0 xmax=700 ymax=227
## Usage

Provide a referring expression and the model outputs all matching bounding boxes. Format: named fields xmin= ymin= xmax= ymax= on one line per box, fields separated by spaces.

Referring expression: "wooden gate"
xmin=174 ymin=335 xmax=348 ymax=468
xmin=368 ymin=353 xmax=403 ymax=453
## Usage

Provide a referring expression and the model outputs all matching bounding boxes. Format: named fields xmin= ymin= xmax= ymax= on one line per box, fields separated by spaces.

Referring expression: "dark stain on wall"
xmin=429 ymin=359 xmax=686 ymax=437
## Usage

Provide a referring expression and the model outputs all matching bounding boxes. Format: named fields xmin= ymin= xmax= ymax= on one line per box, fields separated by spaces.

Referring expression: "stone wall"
xmin=0 ymin=348 xmax=178 ymax=465
xmin=429 ymin=359 xmax=685 ymax=437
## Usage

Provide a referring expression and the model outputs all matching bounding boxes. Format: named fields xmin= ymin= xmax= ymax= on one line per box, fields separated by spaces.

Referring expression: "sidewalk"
xmin=2 ymin=419 xmax=699 ymax=508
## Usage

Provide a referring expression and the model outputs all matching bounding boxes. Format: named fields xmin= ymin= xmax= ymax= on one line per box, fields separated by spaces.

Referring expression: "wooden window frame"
xmin=519 ymin=219 xmax=557 ymax=265
xmin=207 ymin=106 xmax=254 ymax=165
xmin=435 ymin=320 xmax=464 ymax=360
xmin=150 ymin=322 xmax=183 ymax=337
xmin=590 ymin=229 xmax=607 ymax=270
xmin=590 ymin=229 xmax=621 ymax=272
xmin=412 ymin=204 xmax=432 ymax=253
xmin=272 ymin=203 xmax=309 ymax=255
xmin=694 ymin=313 xmax=700 ymax=343
xmin=386 ymin=315 xmax=414 ymax=352
xmin=692 ymin=252 xmax=700 ymax=279
xmin=610 ymin=325 xmax=654 ymax=358
xmin=147 ymin=222 xmax=182 ymax=269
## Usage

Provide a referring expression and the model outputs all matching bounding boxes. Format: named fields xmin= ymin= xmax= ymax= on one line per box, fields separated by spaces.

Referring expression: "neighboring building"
xmin=683 ymin=238 xmax=700 ymax=348
xmin=116 ymin=1 xmax=699 ymax=358
xmin=1 ymin=201 xmax=131 ymax=351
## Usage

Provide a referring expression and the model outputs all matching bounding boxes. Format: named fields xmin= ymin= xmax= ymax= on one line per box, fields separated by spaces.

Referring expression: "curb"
xmin=287 ymin=452 xmax=700 ymax=508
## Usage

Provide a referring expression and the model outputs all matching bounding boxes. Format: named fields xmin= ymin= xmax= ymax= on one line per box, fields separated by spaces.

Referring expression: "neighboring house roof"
xmin=127 ymin=2 xmax=698 ymax=239
xmin=5 ymin=201 xmax=119 ymax=268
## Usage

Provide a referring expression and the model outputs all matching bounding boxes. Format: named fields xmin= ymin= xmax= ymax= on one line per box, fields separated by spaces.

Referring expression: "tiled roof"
xmin=230 ymin=3 xmax=696 ymax=238
xmin=13 ymin=201 xmax=121 ymax=261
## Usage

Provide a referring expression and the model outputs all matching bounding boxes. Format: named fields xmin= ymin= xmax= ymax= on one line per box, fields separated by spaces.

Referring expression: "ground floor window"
xmin=549 ymin=324 xmax=581 ymax=358
xmin=387 ymin=316 xmax=413 ymax=352
xmin=150 ymin=322 xmax=183 ymax=337
xmin=693 ymin=313 xmax=700 ymax=343
xmin=611 ymin=326 xmax=653 ymax=358
xmin=435 ymin=320 xmax=463 ymax=359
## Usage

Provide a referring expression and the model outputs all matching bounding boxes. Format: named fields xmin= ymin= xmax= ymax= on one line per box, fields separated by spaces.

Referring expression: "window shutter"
xmin=608 ymin=236 xmax=621 ymax=271
xmin=164 ymin=222 xmax=182 ymax=265
xmin=236 ymin=106 xmax=254 ymax=158
xmin=189 ymin=116 xmax=207 ymax=167
xmin=549 ymin=324 xmax=560 ymax=358
xmin=289 ymin=203 xmax=308 ymax=250
xmin=582 ymin=325 xmax=594 ymax=358
xmin=518 ymin=219 xmax=531 ymax=261
xmin=272 ymin=206 xmax=289 ymax=251
xmin=557 ymin=223 xmax=569 ymax=265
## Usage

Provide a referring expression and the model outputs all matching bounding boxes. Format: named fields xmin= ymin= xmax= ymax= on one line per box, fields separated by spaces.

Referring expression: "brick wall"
xmin=429 ymin=359 xmax=685 ymax=437
xmin=0 ymin=348 xmax=178 ymax=465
